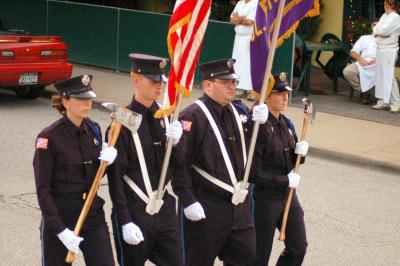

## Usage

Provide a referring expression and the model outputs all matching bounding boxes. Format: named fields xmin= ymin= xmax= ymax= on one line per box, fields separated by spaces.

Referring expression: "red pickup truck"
xmin=0 ymin=31 xmax=72 ymax=99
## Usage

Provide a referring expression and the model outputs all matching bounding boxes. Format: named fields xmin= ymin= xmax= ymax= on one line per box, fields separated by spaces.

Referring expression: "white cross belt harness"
xmin=193 ymin=100 xmax=249 ymax=205
xmin=123 ymin=115 xmax=177 ymax=215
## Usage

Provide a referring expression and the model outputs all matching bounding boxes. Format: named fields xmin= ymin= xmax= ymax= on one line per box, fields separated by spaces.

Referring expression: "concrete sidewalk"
xmin=48 ymin=64 xmax=400 ymax=172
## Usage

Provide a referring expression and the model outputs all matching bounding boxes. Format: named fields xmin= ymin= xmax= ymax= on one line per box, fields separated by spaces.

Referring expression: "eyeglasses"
xmin=210 ymin=79 xmax=239 ymax=87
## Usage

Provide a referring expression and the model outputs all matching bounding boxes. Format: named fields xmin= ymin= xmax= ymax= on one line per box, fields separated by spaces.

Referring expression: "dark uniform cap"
xmin=54 ymin=75 xmax=96 ymax=99
xmin=199 ymin=58 xmax=239 ymax=80
xmin=129 ymin=53 xmax=168 ymax=82
xmin=270 ymin=72 xmax=292 ymax=93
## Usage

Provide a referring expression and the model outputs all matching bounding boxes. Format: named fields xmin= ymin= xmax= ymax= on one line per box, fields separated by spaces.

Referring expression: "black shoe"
xmin=361 ymin=92 xmax=371 ymax=105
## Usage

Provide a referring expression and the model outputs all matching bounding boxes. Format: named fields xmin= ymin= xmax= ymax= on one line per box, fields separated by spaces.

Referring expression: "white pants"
xmin=232 ymin=34 xmax=253 ymax=91
xmin=375 ymin=47 xmax=400 ymax=107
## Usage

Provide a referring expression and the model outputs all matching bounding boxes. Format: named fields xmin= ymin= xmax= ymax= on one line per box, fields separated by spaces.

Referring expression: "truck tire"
xmin=14 ymin=85 xmax=45 ymax=99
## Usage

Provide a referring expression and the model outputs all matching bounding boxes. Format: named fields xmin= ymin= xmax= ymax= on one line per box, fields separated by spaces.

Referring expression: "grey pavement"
xmin=45 ymin=63 xmax=400 ymax=173
xmin=2 ymin=76 xmax=400 ymax=265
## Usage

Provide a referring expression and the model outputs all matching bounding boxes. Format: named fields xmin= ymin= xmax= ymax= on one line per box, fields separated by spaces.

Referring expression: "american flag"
xmin=154 ymin=0 xmax=211 ymax=118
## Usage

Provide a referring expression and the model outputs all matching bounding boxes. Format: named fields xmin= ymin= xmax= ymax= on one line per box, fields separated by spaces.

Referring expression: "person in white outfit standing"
xmin=372 ymin=0 xmax=400 ymax=113
xmin=230 ymin=0 xmax=258 ymax=101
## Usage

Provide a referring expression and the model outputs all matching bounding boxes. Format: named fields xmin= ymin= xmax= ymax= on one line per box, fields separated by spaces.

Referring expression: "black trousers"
xmin=112 ymin=195 xmax=183 ymax=266
xmin=40 ymin=206 xmax=114 ymax=266
xmin=253 ymin=190 xmax=307 ymax=266
xmin=183 ymin=196 xmax=256 ymax=266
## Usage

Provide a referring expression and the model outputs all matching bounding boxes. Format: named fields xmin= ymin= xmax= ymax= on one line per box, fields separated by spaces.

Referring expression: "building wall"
xmin=314 ymin=0 xmax=344 ymax=42
xmin=311 ymin=0 xmax=344 ymax=65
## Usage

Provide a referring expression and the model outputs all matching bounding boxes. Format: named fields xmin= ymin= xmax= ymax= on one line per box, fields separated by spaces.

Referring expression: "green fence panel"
xmin=0 ymin=1 xmax=293 ymax=85
xmin=118 ymin=10 xmax=170 ymax=72
xmin=274 ymin=35 xmax=294 ymax=84
xmin=0 ymin=0 xmax=46 ymax=35
xmin=47 ymin=1 xmax=118 ymax=68
xmin=200 ymin=20 xmax=236 ymax=63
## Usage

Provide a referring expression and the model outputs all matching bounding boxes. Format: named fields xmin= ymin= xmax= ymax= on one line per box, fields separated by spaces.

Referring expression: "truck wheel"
xmin=15 ymin=85 xmax=45 ymax=99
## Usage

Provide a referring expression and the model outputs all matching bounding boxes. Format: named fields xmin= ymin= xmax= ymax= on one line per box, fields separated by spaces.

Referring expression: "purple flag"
xmin=250 ymin=0 xmax=320 ymax=94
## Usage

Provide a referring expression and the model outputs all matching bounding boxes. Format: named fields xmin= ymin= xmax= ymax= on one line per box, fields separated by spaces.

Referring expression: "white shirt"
xmin=231 ymin=0 xmax=258 ymax=36
xmin=373 ymin=11 xmax=400 ymax=48
xmin=351 ymin=34 xmax=376 ymax=61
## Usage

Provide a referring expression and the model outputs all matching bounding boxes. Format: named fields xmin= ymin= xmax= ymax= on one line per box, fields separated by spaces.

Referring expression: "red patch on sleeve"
xmin=36 ymin=138 xmax=48 ymax=149
xmin=181 ymin=120 xmax=192 ymax=132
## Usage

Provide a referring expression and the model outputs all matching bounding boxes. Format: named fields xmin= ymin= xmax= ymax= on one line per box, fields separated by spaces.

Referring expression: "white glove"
xmin=165 ymin=121 xmax=183 ymax=145
xmin=295 ymin=141 xmax=309 ymax=156
xmin=288 ymin=170 xmax=300 ymax=188
xmin=122 ymin=222 xmax=144 ymax=245
xmin=184 ymin=202 xmax=206 ymax=221
xmin=99 ymin=143 xmax=117 ymax=165
xmin=252 ymin=103 xmax=269 ymax=124
xmin=57 ymin=228 xmax=83 ymax=254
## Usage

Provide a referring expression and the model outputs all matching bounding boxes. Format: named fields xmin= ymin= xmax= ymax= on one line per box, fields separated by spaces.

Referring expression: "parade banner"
xmin=155 ymin=0 xmax=211 ymax=118
xmin=250 ymin=0 xmax=319 ymax=96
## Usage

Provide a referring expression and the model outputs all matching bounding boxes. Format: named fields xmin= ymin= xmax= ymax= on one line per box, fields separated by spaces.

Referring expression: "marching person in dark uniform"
xmin=107 ymin=53 xmax=184 ymax=266
xmin=171 ymin=58 xmax=269 ymax=266
xmin=250 ymin=72 xmax=309 ymax=266
xmin=33 ymin=75 xmax=117 ymax=266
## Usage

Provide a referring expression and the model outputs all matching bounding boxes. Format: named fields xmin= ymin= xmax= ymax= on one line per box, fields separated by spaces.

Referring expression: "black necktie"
xmin=221 ymin=106 xmax=243 ymax=177
xmin=146 ymin=110 xmax=164 ymax=187
xmin=78 ymin=128 xmax=94 ymax=186
xmin=278 ymin=118 xmax=292 ymax=170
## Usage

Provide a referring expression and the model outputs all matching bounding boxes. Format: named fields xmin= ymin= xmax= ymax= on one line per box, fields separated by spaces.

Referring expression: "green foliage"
xmin=344 ymin=16 xmax=372 ymax=46
xmin=209 ymin=0 xmax=237 ymax=21
xmin=296 ymin=0 xmax=324 ymax=41
xmin=297 ymin=16 xmax=322 ymax=41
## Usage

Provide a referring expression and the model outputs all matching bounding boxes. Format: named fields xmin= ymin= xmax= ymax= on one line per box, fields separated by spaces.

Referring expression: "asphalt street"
xmin=1 ymin=89 xmax=399 ymax=266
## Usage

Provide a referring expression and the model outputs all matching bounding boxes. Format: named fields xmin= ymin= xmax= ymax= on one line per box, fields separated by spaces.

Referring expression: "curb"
xmin=309 ymin=147 xmax=400 ymax=175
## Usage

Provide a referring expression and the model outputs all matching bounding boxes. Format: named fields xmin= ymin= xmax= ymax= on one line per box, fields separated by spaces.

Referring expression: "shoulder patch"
xmin=36 ymin=138 xmax=48 ymax=149
xmin=181 ymin=120 xmax=192 ymax=132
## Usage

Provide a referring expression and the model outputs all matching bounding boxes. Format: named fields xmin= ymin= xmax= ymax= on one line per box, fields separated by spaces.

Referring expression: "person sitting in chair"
xmin=343 ymin=20 xmax=378 ymax=104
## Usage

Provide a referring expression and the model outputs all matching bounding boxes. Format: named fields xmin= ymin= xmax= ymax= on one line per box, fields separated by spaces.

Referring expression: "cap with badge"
xmin=129 ymin=53 xmax=168 ymax=82
xmin=270 ymin=72 xmax=292 ymax=93
xmin=199 ymin=58 xmax=239 ymax=80
xmin=54 ymin=75 xmax=96 ymax=99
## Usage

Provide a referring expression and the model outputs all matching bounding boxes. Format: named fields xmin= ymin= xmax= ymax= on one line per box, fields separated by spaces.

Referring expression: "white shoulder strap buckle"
xmin=192 ymin=165 xmax=249 ymax=205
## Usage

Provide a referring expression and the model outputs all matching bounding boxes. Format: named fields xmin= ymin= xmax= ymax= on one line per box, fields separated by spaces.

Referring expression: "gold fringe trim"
xmin=153 ymin=82 xmax=191 ymax=118
xmin=252 ymin=74 xmax=276 ymax=99
xmin=268 ymin=0 xmax=320 ymax=49
xmin=167 ymin=13 xmax=192 ymax=61
xmin=175 ymin=82 xmax=191 ymax=97
xmin=154 ymin=103 xmax=176 ymax=118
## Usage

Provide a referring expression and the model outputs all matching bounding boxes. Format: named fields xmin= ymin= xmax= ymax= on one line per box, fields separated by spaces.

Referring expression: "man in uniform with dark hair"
xmin=107 ymin=53 xmax=184 ymax=266
xmin=171 ymin=58 xmax=269 ymax=265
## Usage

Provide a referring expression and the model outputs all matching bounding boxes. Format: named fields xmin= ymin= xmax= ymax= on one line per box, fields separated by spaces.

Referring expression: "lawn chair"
xmin=315 ymin=33 xmax=352 ymax=92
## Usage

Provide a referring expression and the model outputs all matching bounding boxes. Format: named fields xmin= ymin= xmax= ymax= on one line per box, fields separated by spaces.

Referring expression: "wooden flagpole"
xmin=242 ymin=0 xmax=286 ymax=186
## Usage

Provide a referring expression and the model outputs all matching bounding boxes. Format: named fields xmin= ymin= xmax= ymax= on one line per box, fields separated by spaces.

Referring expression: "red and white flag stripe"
xmin=155 ymin=0 xmax=211 ymax=118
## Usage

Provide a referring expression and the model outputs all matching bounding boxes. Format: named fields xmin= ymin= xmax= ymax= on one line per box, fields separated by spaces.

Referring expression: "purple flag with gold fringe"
xmin=250 ymin=0 xmax=319 ymax=95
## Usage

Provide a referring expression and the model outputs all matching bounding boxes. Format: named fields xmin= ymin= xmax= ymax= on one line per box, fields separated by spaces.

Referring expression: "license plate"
xmin=19 ymin=73 xmax=38 ymax=85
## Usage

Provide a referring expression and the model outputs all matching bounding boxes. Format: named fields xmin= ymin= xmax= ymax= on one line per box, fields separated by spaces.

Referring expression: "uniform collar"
xmin=268 ymin=112 xmax=284 ymax=126
xmin=201 ymin=93 xmax=231 ymax=117
xmin=128 ymin=96 xmax=159 ymax=116
xmin=62 ymin=116 xmax=89 ymax=137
